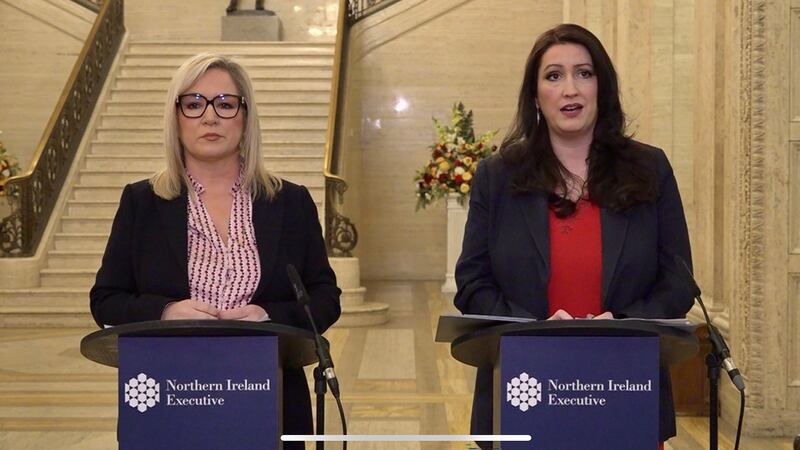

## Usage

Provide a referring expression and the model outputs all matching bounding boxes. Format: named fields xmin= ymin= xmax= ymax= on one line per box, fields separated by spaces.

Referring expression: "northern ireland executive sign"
xmin=118 ymin=336 xmax=278 ymax=450
xmin=500 ymin=335 xmax=659 ymax=449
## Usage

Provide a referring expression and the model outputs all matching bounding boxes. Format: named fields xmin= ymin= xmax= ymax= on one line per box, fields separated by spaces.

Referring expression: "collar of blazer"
xmin=518 ymin=191 xmax=629 ymax=306
xmin=153 ymin=189 xmax=285 ymax=298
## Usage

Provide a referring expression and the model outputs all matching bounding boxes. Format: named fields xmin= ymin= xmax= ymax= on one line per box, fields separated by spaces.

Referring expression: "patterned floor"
xmin=0 ymin=281 xmax=793 ymax=449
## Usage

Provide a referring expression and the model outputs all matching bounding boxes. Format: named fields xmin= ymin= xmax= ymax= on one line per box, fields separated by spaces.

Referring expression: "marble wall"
xmin=340 ymin=0 xmax=561 ymax=280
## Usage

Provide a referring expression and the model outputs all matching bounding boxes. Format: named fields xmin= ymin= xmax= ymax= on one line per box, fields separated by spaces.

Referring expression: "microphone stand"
xmin=706 ymin=352 xmax=720 ymax=450
xmin=675 ymin=255 xmax=744 ymax=450
xmin=287 ymin=264 xmax=346 ymax=450
xmin=314 ymin=359 xmax=327 ymax=450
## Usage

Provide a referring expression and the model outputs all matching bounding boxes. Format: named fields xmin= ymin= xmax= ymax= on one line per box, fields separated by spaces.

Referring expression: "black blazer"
xmin=454 ymin=143 xmax=694 ymax=443
xmin=90 ymin=178 xmax=341 ymax=443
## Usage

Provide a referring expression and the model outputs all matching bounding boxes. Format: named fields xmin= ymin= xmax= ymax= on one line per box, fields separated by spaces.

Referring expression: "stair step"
xmin=40 ymin=269 xmax=96 ymax=288
xmin=0 ymin=308 xmax=96 ymax=327
xmin=61 ymin=217 xmax=112 ymax=233
xmin=47 ymin=250 xmax=103 ymax=269
xmin=66 ymin=200 xmax=121 ymax=217
xmin=126 ymin=42 xmax=334 ymax=55
xmin=104 ymin=101 xmax=330 ymax=116
xmin=77 ymin=170 xmax=155 ymax=186
xmin=53 ymin=233 xmax=110 ymax=251
xmin=99 ymin=114 xmax=328 ymax=129
xmin=95 ymin=129 xmax=327 ymax=142
xmin=109 ymin=89 xmax=331 ymax=104
xmin=119 ymin=66 xmax=333 ymax=79
xmin=124 ymin=55 xmax=333 ymax=67
xmin=0 ymin=288 xmax=89 ymax=306
xmin=114 ymin=78 xmax=332 ymax=91
xmin=84 ymin=154 xmax=323 ymax=172
xmin=71 ymin=185 xmax=125 ymax=202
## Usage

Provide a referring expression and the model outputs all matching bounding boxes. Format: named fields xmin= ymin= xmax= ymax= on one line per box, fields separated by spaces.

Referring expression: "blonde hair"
xmin=150 ymin=53 xmax=282 ymax=200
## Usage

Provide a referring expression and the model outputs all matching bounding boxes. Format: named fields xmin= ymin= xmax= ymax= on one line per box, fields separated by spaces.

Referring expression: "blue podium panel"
xmin=499 ymin=336 xmax=659 ymax=450
xmin=118 ymin=336 xmax=278 ymax=450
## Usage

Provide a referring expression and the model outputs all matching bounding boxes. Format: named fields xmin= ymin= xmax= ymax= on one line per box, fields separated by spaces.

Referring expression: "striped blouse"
xmin=186 ymin=171 xmax=261 ymax=310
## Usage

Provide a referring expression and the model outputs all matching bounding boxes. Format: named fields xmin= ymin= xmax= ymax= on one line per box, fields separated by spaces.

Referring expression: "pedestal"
xmin=441 ymin=194 xmax=468 ymax=294
xmin=329 ymin=257 xmax=389 ymax=327
xmin=222 ymin=12 xmax=281 ymax=41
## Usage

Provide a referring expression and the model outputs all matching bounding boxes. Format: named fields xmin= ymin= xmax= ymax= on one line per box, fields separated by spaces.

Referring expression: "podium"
xmin=81 ymin=320 xmax=317 ymax=450
xmin=436 ymin=316 xmax=699 ymax=449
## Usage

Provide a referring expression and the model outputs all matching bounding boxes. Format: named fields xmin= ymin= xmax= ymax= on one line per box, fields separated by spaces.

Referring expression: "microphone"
xmin=674 ymin=256 xmax=745 ymax=392
xmin=286 ymin=264 xmax=340 ymax=398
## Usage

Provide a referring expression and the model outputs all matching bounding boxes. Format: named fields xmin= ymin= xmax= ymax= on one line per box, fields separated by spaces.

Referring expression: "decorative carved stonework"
xmin=739 ymin=0 xmax=769 ymax=410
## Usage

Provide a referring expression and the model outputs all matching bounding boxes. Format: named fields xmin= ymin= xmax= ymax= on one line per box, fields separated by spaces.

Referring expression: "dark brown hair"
xmin=500 ymin=23 xmax=657 ymax=217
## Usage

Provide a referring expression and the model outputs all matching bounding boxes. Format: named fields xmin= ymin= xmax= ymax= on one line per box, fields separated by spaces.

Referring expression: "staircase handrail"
xmin=0 ymin=0 xmax=125 ymax=257
xmin=323 ymin=0 xmax=355 ymax=257
xmin=324 ymin=0 xmax=401 ymax=257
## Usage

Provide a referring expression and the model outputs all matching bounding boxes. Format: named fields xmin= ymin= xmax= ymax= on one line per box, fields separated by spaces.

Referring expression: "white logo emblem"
xmin=506 ymin=372 xmax=542 ymax=412
xmin=124 ymin=373 xmax=160 ymax=413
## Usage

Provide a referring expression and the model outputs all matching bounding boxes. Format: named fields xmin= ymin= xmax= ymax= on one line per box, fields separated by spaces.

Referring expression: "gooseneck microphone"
xmin=286 ymin=264 xmax=340 ymax=398
xmin=674 ymin=256 xmax=745 ymax=392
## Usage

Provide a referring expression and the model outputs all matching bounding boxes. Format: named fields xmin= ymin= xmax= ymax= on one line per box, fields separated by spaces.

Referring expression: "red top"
xmin=547 ymin=199 xmax=603 ymax=318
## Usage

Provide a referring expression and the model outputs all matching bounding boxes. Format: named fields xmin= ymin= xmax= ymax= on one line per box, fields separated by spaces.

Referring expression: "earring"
xmin=536 ymin=107 xmax=541 ymax=125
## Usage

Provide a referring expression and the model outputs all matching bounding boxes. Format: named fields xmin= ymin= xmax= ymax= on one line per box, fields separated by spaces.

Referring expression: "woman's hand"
xmin=217 ymin=304 xmax=270 ymax=322
xmin=546 ymin=310 xmax=614 ymax=320
xmin=161 ymin=299 xmax=219 ymax=320
xmin=547 ymin=309 xmax=574 ymax=320
xmin=591 ymin=311 xmax=614 ymax=320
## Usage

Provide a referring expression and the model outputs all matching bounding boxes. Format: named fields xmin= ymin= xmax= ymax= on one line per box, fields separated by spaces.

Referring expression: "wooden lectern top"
xmin=80 ymin=320 xmax=318 ymax=369
xmin=437 ymin=316 xmax=699 ymax=368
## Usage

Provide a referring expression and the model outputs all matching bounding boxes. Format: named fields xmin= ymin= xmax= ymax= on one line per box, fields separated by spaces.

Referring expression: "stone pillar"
xmin=723 ymin=0 xmax=800 ymax=435
xmin=441 ymin=194 xmax=468 ymax=294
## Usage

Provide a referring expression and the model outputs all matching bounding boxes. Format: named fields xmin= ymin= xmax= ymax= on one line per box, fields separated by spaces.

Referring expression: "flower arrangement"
xmin=0 ymin=131 xmax=21 ymax=196
xmin=414 ymin=102 xmax=497 ymax=210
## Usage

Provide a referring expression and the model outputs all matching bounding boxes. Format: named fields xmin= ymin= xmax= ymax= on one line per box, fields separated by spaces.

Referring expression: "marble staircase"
xmin=0 ymin=41 xmax=386 ymax=328
xmin=3 ymin=0 xmax=95 ymax=40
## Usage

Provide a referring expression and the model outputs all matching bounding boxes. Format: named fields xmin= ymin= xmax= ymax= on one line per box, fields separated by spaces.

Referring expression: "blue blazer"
xmin=454 ymin=143 xmax=694 ymax=442
xmin=90 ymin=178 xmax=341 ymax=444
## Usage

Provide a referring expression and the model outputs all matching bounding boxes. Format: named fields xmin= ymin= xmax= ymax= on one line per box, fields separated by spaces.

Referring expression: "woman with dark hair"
xmin=454 ymin=24 xmax=694 ymax=447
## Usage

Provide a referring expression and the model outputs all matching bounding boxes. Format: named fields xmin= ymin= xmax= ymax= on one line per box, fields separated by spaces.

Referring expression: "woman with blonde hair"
xmin=90 ymin=53 xmax=340 ymax=446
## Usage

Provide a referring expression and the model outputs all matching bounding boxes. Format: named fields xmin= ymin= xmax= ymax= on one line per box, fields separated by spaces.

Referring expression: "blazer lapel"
xmin=600 ymin=208 xmax=629 ymax=305
xmin=252 ymin=193 xmax=284 ymax=297
xmin=519 ymin=192 xmax=550 ymax=278
xmin=155 ymin=192 xmax=189 ymax=284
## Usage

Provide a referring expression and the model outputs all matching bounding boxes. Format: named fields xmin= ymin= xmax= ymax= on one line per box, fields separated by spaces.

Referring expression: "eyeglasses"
xmin=176 ymin=93 xmax=246 ymax=119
